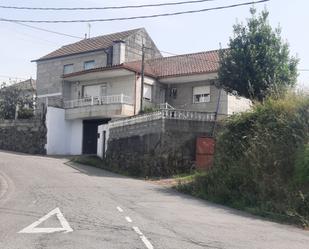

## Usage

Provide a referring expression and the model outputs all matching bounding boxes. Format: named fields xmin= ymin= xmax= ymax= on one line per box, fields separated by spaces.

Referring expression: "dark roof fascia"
xmin=62 ymin=64 xmax=158 ymax=80
xmin=157 ymin=70 xmax=218 ymax=80
xmin=62 ymin=65 xmax=134 ymax=79
xmin=32 ymin=47 xmax=108 ymax=63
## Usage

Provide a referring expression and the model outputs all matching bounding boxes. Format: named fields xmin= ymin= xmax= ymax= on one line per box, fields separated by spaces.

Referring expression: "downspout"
xmin=134 ymin=72 xmax=138 ymax=115
xmin=212 ymin=87 xmax=222 ymax=137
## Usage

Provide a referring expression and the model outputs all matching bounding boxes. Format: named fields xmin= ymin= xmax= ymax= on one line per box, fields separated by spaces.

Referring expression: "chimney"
xmin=112 ymin=40 xmax=126 ymax=65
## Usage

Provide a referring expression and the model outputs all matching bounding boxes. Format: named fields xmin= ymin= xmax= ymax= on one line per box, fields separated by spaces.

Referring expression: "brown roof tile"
xmin=124 ymin=50 xmax=220 ymax=78
xmin=36 ymin=28 xmax=143 ymax=61
xmin=63 ymin=50 xmax=220 ymax=79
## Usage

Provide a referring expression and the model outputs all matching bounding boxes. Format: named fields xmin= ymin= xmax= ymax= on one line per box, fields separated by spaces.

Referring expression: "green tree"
xmin=218 ymin=8 xmax=298 ymax=101
xmin=0 ymin=82 xmax=34 ymax=119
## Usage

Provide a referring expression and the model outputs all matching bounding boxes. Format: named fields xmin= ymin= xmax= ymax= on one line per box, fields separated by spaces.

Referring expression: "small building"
xmin=33 ymin=28 xmax=251 ymax=155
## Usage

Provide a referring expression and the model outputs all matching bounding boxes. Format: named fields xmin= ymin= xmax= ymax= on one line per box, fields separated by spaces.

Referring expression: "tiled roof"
xmin=36 ymin=28 xmax=143 ymax=61
xmin=10 ymin=79 xmax=36 ymax=90
xmin=124 ymin=50 xmax=220 ymax=78
xmin=63 ymin=50 xmax=220 ymax=79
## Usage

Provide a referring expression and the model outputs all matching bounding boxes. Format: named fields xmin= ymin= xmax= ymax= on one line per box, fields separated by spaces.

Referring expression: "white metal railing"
xmin=158 ymin=102 xmax=175 ymax=110
xmin=64 ymin=94 xmax=132 ymax=109
xmin=109 ymin=109 xmax=216 ymax=129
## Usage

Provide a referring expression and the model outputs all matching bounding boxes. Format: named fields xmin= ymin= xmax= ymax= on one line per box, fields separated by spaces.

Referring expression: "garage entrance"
xmin=82 ymin=119 xmax=110 ymax=154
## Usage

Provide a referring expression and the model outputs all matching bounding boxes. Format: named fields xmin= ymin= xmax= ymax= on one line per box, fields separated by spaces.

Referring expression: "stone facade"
xmin=0 ymin=117 xmax=47 ymax=154
xmin=106 ymin=119 xmax=214 ymax=177
xmin=36 ymin=28 xmax=162 ymax=109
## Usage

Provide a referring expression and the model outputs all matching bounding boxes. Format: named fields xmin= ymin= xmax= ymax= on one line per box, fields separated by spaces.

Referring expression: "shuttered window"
xmin=193 ymin=86 xmax=210 ymax=103
xmin=143 ymin=84 xmax=152 ymax=101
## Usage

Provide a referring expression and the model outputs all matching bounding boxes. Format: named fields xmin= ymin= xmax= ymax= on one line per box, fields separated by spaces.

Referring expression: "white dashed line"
xmin=133 ymin=226 xmax=154 ymax=249
xmin=116 ymin=206 xmax=124 ymax=213
xmin=125 ymin=216 xmax=132 ymax=223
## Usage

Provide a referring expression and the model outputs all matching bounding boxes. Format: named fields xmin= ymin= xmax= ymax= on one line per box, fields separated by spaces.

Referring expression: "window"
xmin=169 ymin=88 xmax=177 ymax=99
xmin=82 ymin=83 xmax=106 ymax=98
xmin=84 ymin=60 xmax=95 ymax=70
xmin=193 ymin=86 xmax=210 ymax=103
xmin=143 ymin=84 xmax=152 ymax=101
xmin=63 ymin=64 xmax=73 ymax=74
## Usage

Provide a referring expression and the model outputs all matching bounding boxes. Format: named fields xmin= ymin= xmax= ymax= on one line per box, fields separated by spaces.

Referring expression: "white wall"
xmin=46 ymin=107 xmax=82 ymax=155
xmin=69 ymin=119 xmax=83 ymax=155
xmin=227 ymin=94 xmax=252 ymax=115
xmin=97 ymin=124 xmax=109 ymax=159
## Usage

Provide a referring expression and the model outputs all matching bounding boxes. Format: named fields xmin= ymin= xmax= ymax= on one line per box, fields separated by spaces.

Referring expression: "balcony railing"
xmin=64 ymin=94 xmax=132 ymax=109
xmin=109 ymin=109 xmax=216 ymax=129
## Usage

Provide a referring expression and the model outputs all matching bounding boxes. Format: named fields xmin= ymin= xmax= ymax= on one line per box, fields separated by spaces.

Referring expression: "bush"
xmin=18 ymin=108 xmax=34 ymax=119
xmin=178 ymin=93 xmax=309 ymax=227
xmin=294 ymin=144 xmax=309 ymax=186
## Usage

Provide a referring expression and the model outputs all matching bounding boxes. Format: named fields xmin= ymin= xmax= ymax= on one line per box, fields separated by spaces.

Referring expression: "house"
xmin=33 ymin=28 xmax=250 ymax=155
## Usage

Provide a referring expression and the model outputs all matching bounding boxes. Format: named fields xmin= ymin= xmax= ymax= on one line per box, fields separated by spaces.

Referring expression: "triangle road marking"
xmin=18 ymin=207 xmax=73 ymax=234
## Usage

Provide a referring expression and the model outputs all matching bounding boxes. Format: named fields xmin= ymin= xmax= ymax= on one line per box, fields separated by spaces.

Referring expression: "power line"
xmin=299 ymin=69 xmax=309 ymax=72
xmin=0 ymin=0 xmax=269 ymax=23
xmin=0 ymin=0 xmax=218 ymax=11
xmin=3 ymin=20 xmax=83 ymax=39
xmin=0 ymin=75 xmax=29 ymax=80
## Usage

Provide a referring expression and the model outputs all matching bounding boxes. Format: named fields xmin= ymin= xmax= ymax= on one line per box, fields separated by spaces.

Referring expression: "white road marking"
xmin=116 ymin=206 xmax=124 ymax=213
xmin=18 ymin=207 xmax=73 ymax=234
xmin=125 ymin=216 xmax=132 ymax=223
xmin=133 ymin=226 xmax=154 ymax=249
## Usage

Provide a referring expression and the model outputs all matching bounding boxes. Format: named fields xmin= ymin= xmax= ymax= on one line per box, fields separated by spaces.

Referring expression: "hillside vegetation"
xmin=178 ymin=93 xmax=309 ymax=227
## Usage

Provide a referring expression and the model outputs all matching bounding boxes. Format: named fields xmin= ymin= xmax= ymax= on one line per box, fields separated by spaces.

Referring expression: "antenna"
xmin=87 ymin=23 xmax=91 ymax=38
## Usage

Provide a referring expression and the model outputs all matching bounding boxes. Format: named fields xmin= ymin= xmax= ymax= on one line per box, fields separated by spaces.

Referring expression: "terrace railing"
xmin=109 ymin=109 xmax=216 ymax=129
xmin=64 ymin=94 xmax=132 ymax=109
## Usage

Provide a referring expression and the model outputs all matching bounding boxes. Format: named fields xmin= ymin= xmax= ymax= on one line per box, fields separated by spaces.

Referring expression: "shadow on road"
xmin=65 ymin=161 xmax=127 ymax=180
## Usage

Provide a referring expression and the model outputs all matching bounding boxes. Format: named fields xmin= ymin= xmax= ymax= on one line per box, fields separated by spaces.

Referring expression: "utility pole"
xmin=140 ymin=43 xmax=145 ymax=113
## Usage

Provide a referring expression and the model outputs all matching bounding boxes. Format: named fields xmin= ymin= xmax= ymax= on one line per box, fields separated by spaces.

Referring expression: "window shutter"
xmin=193 ymin=86 xmax=210 ymax=95
xmin=143 ymin=84 xmax=152 ymax=100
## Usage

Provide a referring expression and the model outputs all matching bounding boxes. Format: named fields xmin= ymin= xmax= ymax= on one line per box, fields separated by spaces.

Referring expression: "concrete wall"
xmin=37 ymin=51 xmax=107 ymax=95
xmin=65 ymin=103 xmax=134 ymax=120
xmin=124 ymin=28 xmax=162 ymax=62
xmin=46 ymin=107 xmax=82 ymax=155
xmin=166 ymin=80 xmax=228 ymax=115
xmin=227 ymin=94 xmax=252 ymax=115
xmin=0 ymin=118 xmax=46 ymax=154
xmin=97 ymin=124 xmax=109 ymax=159
xmin=106 ymin=119 xmax=214 ymax=176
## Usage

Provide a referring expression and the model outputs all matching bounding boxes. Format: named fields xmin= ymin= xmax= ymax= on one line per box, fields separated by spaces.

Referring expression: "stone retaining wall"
xmin=106 ymin=119 xmax=215 ymax=177
xmin=0 ymin=118 xmax=47 ymax=154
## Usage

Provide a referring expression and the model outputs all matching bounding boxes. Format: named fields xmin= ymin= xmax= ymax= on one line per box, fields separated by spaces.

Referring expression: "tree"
xmin=217 ymin=8 xmax=299 ymax=101
xmin=0 ymin=82 xmax=34 ymax=119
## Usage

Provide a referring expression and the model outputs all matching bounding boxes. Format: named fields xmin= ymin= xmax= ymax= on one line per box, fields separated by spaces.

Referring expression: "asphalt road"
xmin=0 ymin=151 xmax=308 ymax=249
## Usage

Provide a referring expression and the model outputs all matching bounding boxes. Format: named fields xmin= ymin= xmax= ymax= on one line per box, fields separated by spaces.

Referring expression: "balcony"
xmin=64 ymin=94 xmax=134 ymax=120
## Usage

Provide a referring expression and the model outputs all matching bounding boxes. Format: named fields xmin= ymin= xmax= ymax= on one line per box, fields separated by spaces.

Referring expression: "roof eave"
xmin=32 ymin=48 xmax=108 ymax=63
xmin=157 ymin=70 xmax=219 ymax=80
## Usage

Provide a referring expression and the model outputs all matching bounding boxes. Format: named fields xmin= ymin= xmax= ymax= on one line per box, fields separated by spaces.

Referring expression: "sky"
xmin=0 ymin=0 xmax=308 ymax=90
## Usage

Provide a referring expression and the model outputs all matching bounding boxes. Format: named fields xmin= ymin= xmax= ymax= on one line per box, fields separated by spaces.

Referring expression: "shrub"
xmin=179 ymin=93 xmax=309 ymax=226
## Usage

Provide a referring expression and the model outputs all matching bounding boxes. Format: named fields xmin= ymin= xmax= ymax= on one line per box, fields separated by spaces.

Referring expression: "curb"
xmin=0 ymin=172 xmax=9 ymax=202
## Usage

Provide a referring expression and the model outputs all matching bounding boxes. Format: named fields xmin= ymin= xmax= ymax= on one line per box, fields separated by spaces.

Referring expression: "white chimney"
xmin=112 ymin=40 xmax=126 ymax=65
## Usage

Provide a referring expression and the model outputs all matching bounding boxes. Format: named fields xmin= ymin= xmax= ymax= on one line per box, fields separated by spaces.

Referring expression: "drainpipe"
xmin=134 ymin=73 xmax=138 ymax=115
xmin=140 ymin=44 xmax=145 ymax=113
xmin=212 ymin=87 xmax=222 ymax=137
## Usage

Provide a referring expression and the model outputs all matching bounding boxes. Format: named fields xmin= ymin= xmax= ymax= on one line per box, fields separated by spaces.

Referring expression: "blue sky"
xmin=0 ymin=0 xmax=308 ymax=89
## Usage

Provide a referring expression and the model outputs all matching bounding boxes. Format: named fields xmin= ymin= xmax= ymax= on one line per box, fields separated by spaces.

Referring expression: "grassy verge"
xmin=70 ymin=155 xmax=131 ymax=177
xmin=175 ymin=172 xmax=307 ymax=227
